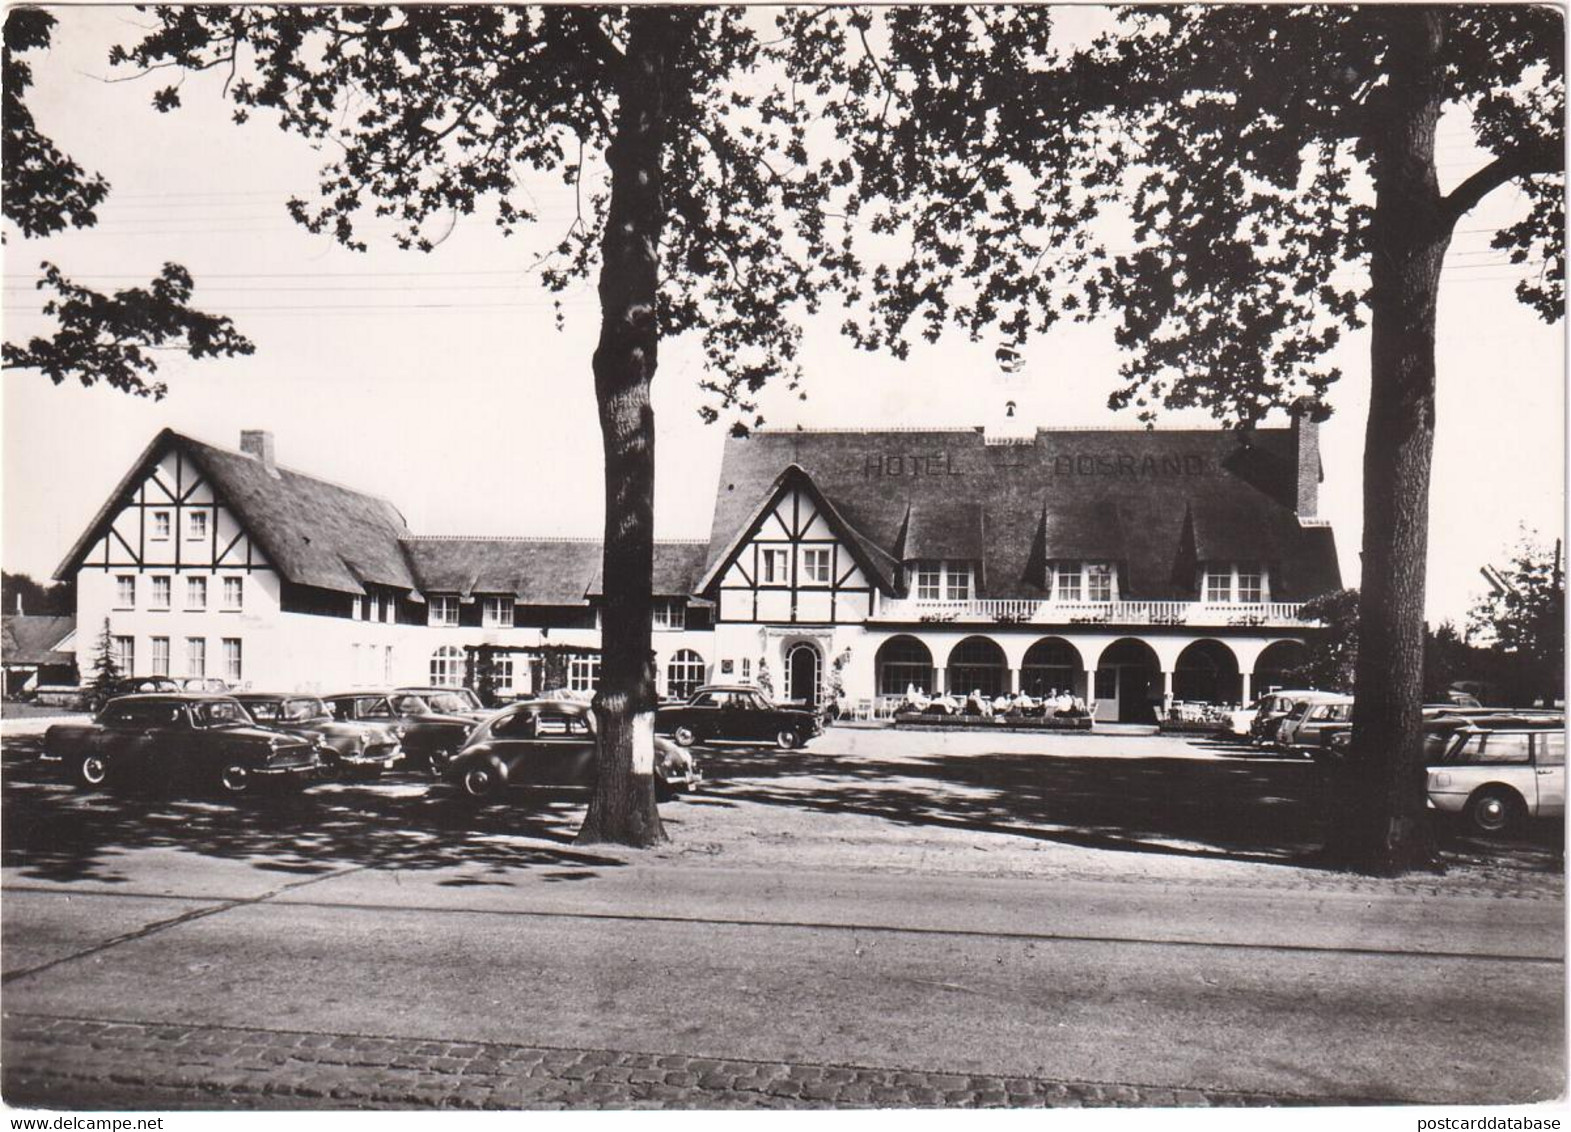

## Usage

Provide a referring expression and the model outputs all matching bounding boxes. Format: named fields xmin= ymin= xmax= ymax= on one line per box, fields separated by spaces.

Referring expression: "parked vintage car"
xmin=40 ymin=693 xmax=320 ymax=794
xmin=655 ymin=684 xmax=823 ymax=750
xmin=322 ymin=690 xmax=476 ymax=776
xmin=392 ymin=686 xmax=492 ymax=724
xmin=1250 ymin=689 xmax=1342 ymax=748
xmin=179 ymin=677 xmax=233 ymax=694
xmin=1427 ymin=722 xmax=1566 ymax=835
xmin=1277 ymin=696 xmax=1354 ymax=755
xmin=81 ymin=675 xmax=181 ymax=710
xmin=444 ymin=699 xmax=702 ymax=803
xmin=235 ymin=693 xmax=403 ymax=778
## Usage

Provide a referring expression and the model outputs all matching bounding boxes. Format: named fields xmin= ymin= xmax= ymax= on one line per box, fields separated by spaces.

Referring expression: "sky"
xmin=2 ymin=6 xmax=1564 ymax=628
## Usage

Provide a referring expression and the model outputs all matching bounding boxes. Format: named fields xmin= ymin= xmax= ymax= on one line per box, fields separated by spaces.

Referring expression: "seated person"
xmin=1053 ymin=690 xmax=1075 ymax=716
xmin=964 ymin=690 xmax=993 ymax=718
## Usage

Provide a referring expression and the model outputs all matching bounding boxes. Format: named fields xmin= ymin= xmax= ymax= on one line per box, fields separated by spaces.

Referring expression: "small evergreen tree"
xmin=86 ymin=617 xmax=121 ymax=709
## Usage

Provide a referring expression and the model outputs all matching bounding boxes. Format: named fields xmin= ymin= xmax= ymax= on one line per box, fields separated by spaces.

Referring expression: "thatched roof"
xmin=704 ymin=427 xmax=1340 ymax=601
xmin=57 ymin=429 xmax=416 ymax=594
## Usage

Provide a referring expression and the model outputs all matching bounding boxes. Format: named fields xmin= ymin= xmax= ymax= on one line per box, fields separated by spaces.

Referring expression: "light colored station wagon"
xmin=1426 ymin=725 xmax=1565 ymax=835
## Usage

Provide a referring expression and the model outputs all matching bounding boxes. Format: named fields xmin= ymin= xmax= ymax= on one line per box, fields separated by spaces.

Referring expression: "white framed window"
xmin=150 ymin=576 xmax=172 ymax=610
xmin=568 ymin=654 xmax=601 ymax=693
xmin=1086 ymin=563 xmax=1114 ymax=603
xmin=150 ymin=637 xmax=170 ymax=676
xmin=1237 ymin=567 xmax=1263 ymax=604
xmin=116 ymin=575 xmax=136 ymax=608
xmin=741 ymin=657 xmax=752 ymax=680
xmin=223 ymin=577 xmax=243 ymax=610
xmin=351 ymin=596 xmax=363 ymax=621
xmin=187 ymin=511 xmax=208 ymax=541
xmin=1054 ymin=562 xmax=1082 ymax=602
xmin=186 ymin=576 xmax=207 ymax=610
xmin=151 ymin=511 xmax=171 ymax=541
xmin=916 ymin=564 xmax=942 ymax=600
xmin=113 ymin=636 xmax=135 ymax=674
xmin=801 ymin=547 xmax=831 ymax=585
xmin=760 ymin=547 xmax=790 ymax=584
xmin=1205 ymin=565 xmax=1232 ymax=603
xmin=383 ymin=596 xmax=395 ymax=623
xmin=667 ymin=650 xmax=707 ymax=700
xmin=428 ymin=595 xmax=459 ymax=627
xmin=222 ymin=638 xmax=242 ymax=681
xmin=652 ymin=598 xmax=686 ymax=631
xmin=186 ymin=637 xmax=206 ymax=678
xmin=429 ymin=645 xmax=464 ymax=687
xmin=482 ymin=596 xmax=515 ymax=628
xmin=490 ymin=655 xmax=515 ymax=694
xmin=945 ymin=562 xmax=972 ymax=601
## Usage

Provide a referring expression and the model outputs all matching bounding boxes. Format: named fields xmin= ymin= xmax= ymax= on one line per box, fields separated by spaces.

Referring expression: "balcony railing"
xmin=873 ymin=597 xmax=1310 ymax=628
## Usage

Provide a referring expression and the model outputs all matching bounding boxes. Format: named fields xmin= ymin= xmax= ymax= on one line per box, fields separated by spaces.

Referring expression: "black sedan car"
xmin=322 ymin=690 xmax=476 ymax=776
xmin=41 ymin=694 xmax=320 ymax=795
xmin=655 ymin=684 xmax=823 ymax=750
xmin=235 ymin=693 xmax=403 ymax=779
xmin=445 ymin=699 xmax=701 ymax=803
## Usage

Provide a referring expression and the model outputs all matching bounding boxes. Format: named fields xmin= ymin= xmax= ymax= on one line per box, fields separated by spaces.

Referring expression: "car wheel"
xmin=218 ymin=764 xmax=251 ymax=795
xmin=74 ymin=753 xmax=108 ymax=789
xmin=775 ymin=728 xmax=800 ymax=751
xmin=460 ymin=760 xmax=505 ymax=800
xmin=673 ymin=726 xmax=696 ymax=748
xmin=1465 ymin=787 xmax=1523 ymax=836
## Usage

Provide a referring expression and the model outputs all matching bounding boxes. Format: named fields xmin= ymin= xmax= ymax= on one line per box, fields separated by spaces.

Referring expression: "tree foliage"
xmin=780 ymin=5 xmax=1562 ymax=425
xmin=2 ymin=9 xmax=253 ymax=398
xmin=115 ymin=7 xmax=824 ymax=426
xmin=86 ymin=617 xmax=121 ymax=708
xmin=775 ymin=5 xmax=1562 ymax=874
xmin=1470 ymin=534 xmax=1565 ymax=705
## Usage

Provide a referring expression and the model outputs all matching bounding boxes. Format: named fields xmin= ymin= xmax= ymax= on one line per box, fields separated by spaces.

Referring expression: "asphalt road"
xmin=3 ymin=728 xmax=1565 ymax=1108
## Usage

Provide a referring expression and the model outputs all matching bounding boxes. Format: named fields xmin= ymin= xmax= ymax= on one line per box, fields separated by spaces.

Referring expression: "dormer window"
xmin=1202 ymin=563 xmax=1269 ymax=604
xmin=1050 ymin=561 xmax=1116 ymax=603
xmin=652 ymin=599 xmax=686 ymax=631
xmin=151 ymin=511 xmax=171 ymax=541
xmin=912 ymin=560 xmax=972 ymax=601
xmin=482 ymin=596 xmax=515 ymax=628
xmin=428 ymin=595 xmax=459 ymax=627
xmin=187 ymin=511 xmax=208 ymax=541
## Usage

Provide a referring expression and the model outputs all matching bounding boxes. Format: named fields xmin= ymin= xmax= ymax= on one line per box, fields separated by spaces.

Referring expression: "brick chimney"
xmin=1289 ymin=399 xmax=1322 ymax=517
xmin=240 ymin=430 xmax=279 ymax=477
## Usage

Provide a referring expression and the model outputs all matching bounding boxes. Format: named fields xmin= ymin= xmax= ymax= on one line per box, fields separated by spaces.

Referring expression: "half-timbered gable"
xmin=701 ymin=467 xmax=882 ymax=627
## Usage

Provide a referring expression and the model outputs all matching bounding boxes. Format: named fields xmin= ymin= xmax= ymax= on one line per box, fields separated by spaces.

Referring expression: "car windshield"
xmin=422 ymin=691 xmax=480 ymax=714
xmin=283 ymin=698 xmax=328 ymax=722
xmin=242 ymin=700 xmax=283 ymax=722
xmin=391 ymin=694 xmax=431 ymax=714
xmin=191 ymin=700 xmax=252 ymax=729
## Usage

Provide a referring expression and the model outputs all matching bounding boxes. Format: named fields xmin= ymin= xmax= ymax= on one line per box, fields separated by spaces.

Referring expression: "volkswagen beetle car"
xmin=40 ymin=693 xmax=320 ymax=795
xmin=236 ymin=693 xmax=403 ymax=779
xmin=444 ymin=699 xmax=701 ymax=803
xmin=323 ymin=690 xmax=476 ymax=776
xmin=1427 ymin=722 xmax=1565 ymax=835
xmin=655 ymin=684 xmax=823 ymax=749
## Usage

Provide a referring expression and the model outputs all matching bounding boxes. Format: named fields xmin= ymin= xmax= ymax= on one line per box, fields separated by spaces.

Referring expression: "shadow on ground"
xmin=694 ymin=737 xmax=1564 ymax=875
xmin=3 ymin=733 xmax=1560 ymax=884
xmin=1 ymin=737 xmax=621 ymax=886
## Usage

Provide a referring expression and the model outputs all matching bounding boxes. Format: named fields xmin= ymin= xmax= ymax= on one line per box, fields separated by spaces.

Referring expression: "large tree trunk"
xmin=1331 ymin=9 xmax=1453 ymax=873
xmin=577 ymin=11 xmax=680 ymax=847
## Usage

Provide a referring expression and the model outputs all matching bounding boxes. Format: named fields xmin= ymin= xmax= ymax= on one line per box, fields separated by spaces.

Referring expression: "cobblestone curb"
xmin=2 ymin=1013 xmax=1356 ymax=1110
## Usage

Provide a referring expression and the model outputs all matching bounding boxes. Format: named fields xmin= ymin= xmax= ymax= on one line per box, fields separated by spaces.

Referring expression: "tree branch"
xmin=1444 ymin=143 xmax=1562 ymax=225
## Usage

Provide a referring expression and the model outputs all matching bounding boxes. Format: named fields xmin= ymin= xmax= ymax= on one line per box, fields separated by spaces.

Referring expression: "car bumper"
xmin=661 ymin=767 xmax=703 ymax=792
xmin=255 ymin=762 xmax=320 ymax=779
